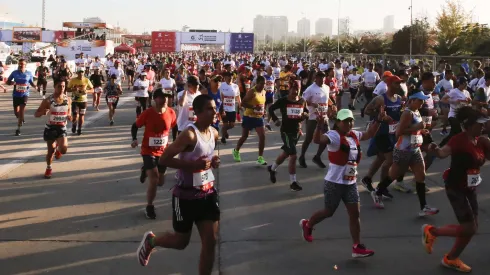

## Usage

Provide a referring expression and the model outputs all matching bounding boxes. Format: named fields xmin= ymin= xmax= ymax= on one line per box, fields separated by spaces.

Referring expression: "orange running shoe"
xmin=421 ymin=224 xmax=436 ymax=254
xmin=44 ymin=168 xmax=52 ymax=179
xmin=54 ymin=148 xmax=62 ymax=160
xmin=441 ymin=254 xmax=471 ymax=273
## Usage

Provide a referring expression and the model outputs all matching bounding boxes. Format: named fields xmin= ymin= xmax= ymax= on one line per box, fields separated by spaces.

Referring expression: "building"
xmin=383 ymin=15 xmax=395 ymax=33
xmin=315 ymin=18 xmax=333 ymax=37
xmin=297 ymin=18 xmax=311 ymax=38
xmin=338 ymin=17 xmax=350 ymax=36
xmin=0 ymin=21 xmax=25 ymax=29
xmin=253 ymin=15 xmax=288 ymax=41
xmin=83 ymin=17 xmax=104 ymax=23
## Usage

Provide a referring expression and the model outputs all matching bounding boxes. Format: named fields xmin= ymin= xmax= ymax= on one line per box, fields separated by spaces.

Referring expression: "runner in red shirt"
xmin=131 ymin=88 xmax=176 ymax=219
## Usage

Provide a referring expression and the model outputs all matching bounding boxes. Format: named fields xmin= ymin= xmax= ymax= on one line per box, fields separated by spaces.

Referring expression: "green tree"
xmin=391 ymin=18 xmax=431 ymax=54
xmin=458 ymin=23 xmax=490 ymax=55
xmin=360 ymin=32 xmax=389 ymax=54
xmin=293 ymin=39 xmax=316 ymax=52
xmin=432 ymin=0 xmax=470 ymax=55
xmin=314 ymin=36 xmax=336 ymax=52
xmin=344 ymin=36 xmax=364 ymax=53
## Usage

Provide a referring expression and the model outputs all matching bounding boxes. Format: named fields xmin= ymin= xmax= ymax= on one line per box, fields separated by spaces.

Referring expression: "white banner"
xmin=56 ymin=40 xmax=114 ymax=61
xmin=180 ymin=32 xmax=225 ymax=45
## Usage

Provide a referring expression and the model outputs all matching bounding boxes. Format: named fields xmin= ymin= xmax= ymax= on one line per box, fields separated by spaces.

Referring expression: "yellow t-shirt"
xmin=279 ymin=71 xmax=291 ymax=91
xmin=244 ymin=88 xmax=266 ymax=118
xmin=68 ymin=77 xmax=93 ymax=103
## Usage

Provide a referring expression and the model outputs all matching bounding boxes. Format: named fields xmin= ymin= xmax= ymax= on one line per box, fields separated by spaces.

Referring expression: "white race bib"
xmin=223 ymin=96 xmax=235 ymax=107
xmin=95 ymin=87 xmax=103 ymax=93
xmin=432 ymin=95 xmax=440 ymax=102
xmin=410 ymin=134 xmax=423 ymax=148
xmin=164 ymin=88 xmax=173 ymax=94
xmin=467 ymin=169 xmax=481 ymax=187
xmin=253 ymin=104 xmax=265 ymax=116
xmin=49 ymin=113 xmax=67 ymax=124
xmin=16 ymin=84 xmax=28 ymax=92
xmin=265 ymin=81 xmax=274 ymax=92
xmin=422 ymin=116 xmax=432 ymax=127
xmin=343 ymin=162 xmax=358 ymax=181
xmin=286 ymin=106 xmax=302 ymax=118
xmin=107 ymin=96 xmax=118 ymax=103
xmin=149 ymin=136 xmax=168 ymax=147
xmin=188 ymin=107 xmax=196 ymax=121
xmin=389 ymin=122 xmax=398 ymax=134
xmin=318 ymin=103 xmax=328 ymax=117
xmin=193 ymin=169 xmax=215 ymax=191
xmin=245 ymin=83 xmax=251 ymax=89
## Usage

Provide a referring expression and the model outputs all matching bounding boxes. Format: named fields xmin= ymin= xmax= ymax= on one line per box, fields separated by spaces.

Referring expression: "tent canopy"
xmin=114 ymin=43 xmax=136 ymax=54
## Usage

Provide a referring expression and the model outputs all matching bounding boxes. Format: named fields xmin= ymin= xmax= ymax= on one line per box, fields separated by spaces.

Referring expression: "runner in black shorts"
xmin=35 ymin=60 xmax=50 ymax=99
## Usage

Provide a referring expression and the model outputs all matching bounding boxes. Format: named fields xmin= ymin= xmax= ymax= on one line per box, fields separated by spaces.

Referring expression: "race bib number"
xmin=432 ymin=95 xmax=440 ymax=102
xmin=343 ymin=162 xmax=358 ymax=181
xmin=223 ymin=96 xmax=235 ymax=107
xmin=318 ymin=103 xmax=328 ymax=117
xmin=193 ymin=169 xmax=215 ymax=191
xmin=164 ymin=88 xmax=172 ymax=94
xmin=94 ymin=87 xmax=103 ymax=93
xmin=254 ymin=104 xmax=265 ymax=116
xmin=422 ymin=116 xmax=432 ymax=127
xmin=245 ymin=83 xmax=251 ymax=89
xmin=389 ymin=122 xmax=398 ymax=134
xmin=16 ymin=84 xmax=28 ymax=92
xmin=467 ymin=169 xmax=482 ymax=187
xmin=265 ymin=81 xmax=274 ymax=92
xmin=365 ymin=82 xmax=376 ymax=88
xmin=149 ymin=136 xmax=168 ymax=147
xmin=410 ymin=134 xmax=423 ymax=148
xmin=49 ymin=112 xmax=67 ymax=125
xmin=107 ymin=96 xmax=118 ymax=103
xmin=287 ymin=105 xmax=303 ymax=118
xmin=188 ymin=107 xmax=196 ymax=121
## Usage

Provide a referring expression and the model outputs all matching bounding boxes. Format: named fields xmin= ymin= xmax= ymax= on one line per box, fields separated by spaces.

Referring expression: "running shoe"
xmin=232 ymin=149 xmax=241 ymax=162
xmin=421 ymin=224 xmax=436 ymax=254
xmin=348 ymin=104 xmax=356 ymax=111
xmin=77 ymin=129 xmax=82 ymax=136
xmin=371 ymin=191 xmax=384 ymax=209
xmin=110 ymin=120 xmax=114 ymax=126
xmin=419 ymin=205 xmax=439 ymax=217
xmin=312 ymin=155 xmax=326 ymax=168
xmin=140 ymin=166 xmax=147 ymax=183
xmin=236 ymin=113 xmax=241 ymax=122
xmin=54 ymin=148 xmax=62 ymax=160
xmin=290 ymin=182 xmax=303 ymax=191
xmin=71 ymin=124 xmax=77 ymax=134
xmin=145 ymin=205 xmax=156 ymax=219
xmin=136 ymin=231 xmax=156 ymax=266
xmin=361 ymin=177 xmax=374 ymax=192
xmin=298 ymin=157 xmax=307 ymax=168
xmin=441 ymin=255 xmax=471 ymax=273
xmin=393 ymin=181 xmax=412 ymax=193
xmin=352 ymin=244 xmax=375 ymax=258
xmin=221 ymin=136 xmax=226 ymax=144
xmin=267 ymin=165 xmax=277 ymax=183
xmin=299 ymin=219 xmax=313 ymax=242
xmin=225 ymin=133 xmax=229 ymax=139
xmin=15 ymin=129 xmax=21 ymax=136
xmin=265 ymin=124 xmax=272 ymax=131
xmin=440 ymin=129 xmax=448 ymax=136
xmin=257 ymin=156 xmax=267 ymax=165
xmin=44 ymin=168 xmax=52 ymax=179
xmin=379 ymin=189 xmax=394 ymax=200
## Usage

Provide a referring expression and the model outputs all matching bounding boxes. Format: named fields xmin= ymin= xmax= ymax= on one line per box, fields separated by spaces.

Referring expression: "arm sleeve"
xmin=131 ymin=122 xmax=138 ymax=140
xmin=268 ymin=99 xmax=282 ymax=122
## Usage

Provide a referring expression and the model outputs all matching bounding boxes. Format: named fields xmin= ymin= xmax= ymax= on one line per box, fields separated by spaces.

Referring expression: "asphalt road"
xmin=1 ymin=82 xmax=490 ymax=275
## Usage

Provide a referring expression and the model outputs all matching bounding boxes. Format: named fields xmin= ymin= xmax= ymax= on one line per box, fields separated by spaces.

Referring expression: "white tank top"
xmin=47 ymin=95 xmax=69 ymax=126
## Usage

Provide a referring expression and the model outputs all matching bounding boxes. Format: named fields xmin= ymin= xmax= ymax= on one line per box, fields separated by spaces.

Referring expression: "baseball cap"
xmin=187 ymin=75 xmax=201 ymax=87
xmin=409 ymin=91 xmax=430 ymax=101
xmin=76 ymin=68 xmax=85 ymax=72
xmin=385 ymin=75 xmax=402 ymax=85
xmin=383 ymin=71 xmax=393 ymax=77
xmin=140 ymin=72 xmax=147 ymax=76
xmin=337 ymin=109 xmax=354 ymax=121
xmin=153 ymin=88 xmax=173 ymax=99
xmin=477 ymin=117 xmax=490 ymax=124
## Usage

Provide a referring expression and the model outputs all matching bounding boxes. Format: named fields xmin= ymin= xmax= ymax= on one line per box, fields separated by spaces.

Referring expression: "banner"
xmin=180 ymin=32 xmax=225 ymax=45
xmin=229 ymin=33 xmax=254 ymax=53
xmin=54 ymin=31 xmax=76 ymax=42
xmin=62 ymin=22 xmax=112 ymax=29
xmin=151 ymin=32 xmax=176 ymax=53
xmin=12 ymin=27 xmax=42 ymax=42
xmin=56 ymin=40 xmax=113 ymax=60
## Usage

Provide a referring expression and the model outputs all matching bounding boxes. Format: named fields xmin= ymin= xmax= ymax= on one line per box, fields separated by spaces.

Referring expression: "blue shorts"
xmin=242 ymin=116 xmax=264 ymax=130
xmin=367 ymin=134 xmax=396 ymax=157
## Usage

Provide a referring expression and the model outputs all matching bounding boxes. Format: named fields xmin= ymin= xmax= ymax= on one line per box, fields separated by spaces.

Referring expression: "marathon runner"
xmin=67 ymin=68 xmax=94 ymax=135
xmin=360 ymin=63 xmax=380 ymax=118
xmin=6 ymin=58 xmax=37 ymax=136
xmin=34 ymin=81 xmax=71 ymax=179
xmin=268 ymin=80 xmax=308 ymax=191
xmin=104 ymin=74 xmax=123 ymax=126
xmin=134 ymin=72 xmax=150 ymax=118
xmin=54 ymin=60 xmax=72 ymax=89
xmin=89 ymin=68 xmax=105 ymax=111
xmin=208 ymin=75 xmax=222 ymax=131
xmin=35 ymin=60 xmax=50 ymax=99
xmin=347 ymin=68 xmax=361 ymax=110
xmin=219 ymin=71 xmax=241 ymax=144
xmin=263 ymin=66 xmax=276 ymax=130
xmin=176 ymin=76 xmax=202 ymax=134
xmin=137 ymin=94 xmax=220 ymax=275
xmin=131 ymin=88 xmax=176 ymax=219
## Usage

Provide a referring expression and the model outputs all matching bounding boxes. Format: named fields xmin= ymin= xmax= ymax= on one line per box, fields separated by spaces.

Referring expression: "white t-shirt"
xmin=438 ymin=79 xmax=454 ymax=92
xmin=341 ymin=61 xmax=349 ymax=70
xmin=108 ymin=67 xmax=124 ymax=84
xmin=362 ymin=71 xmax=380 ymax=88
xmin=347 ymin=74 xmax=361 ymax=88
xmin=220 ymin=82 xmax=240 ymax=112
xmin=373 ymin=81 xmax=388 ymax=96
xmin=447 ymin=88 xmax=471 ymax=118
xmin=334 ymin=68 xmax=344 ymax=87
xmin=75 ymin=58 xmax=86 ymax=68
xmin=105 ymin=60 xmax=114 ymax=70
xmin=160 ymin=77 xmax=175 ymax=93
xmin=302 ymin=83 xmax=330 ymax=120
xmin=469 ymin=78 xmax=480 ymax=91
xmin=478 ymin=76 xmax=486 ymax=87
xmin=133 ymin=79 xmax=149 ymax=97
xmin=176 ymin=90 xmax=201 ymax=131
xmin=325 ymin=130 xmax=363 ymax=185
xmin=91 ymin=61 xmax=103 ymax=70
xmin=272 ymin=67 xmax=281 ymax=79
xmin=319 ymin=63 xmax=329 ymax=72
xmin=136 ymin=64 xmax=145 ymax=74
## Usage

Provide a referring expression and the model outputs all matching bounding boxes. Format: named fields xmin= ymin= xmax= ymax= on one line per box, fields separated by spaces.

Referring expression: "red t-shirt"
xmin=325 ymin=77 xmax=338 ymax=93
xmin=136 ymin=107 xmax=177 ymax=157
xmin=447 ymin=132 xmax=486 ymax=189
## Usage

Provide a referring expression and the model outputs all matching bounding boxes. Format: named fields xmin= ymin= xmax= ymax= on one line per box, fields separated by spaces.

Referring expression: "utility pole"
xmin=409 ymin=0 xmax=413 ymax=60
xmin=42 ymin=0 xmax=46 ymax=28
xmin=337 ymin=0 xmax=341 ymax=55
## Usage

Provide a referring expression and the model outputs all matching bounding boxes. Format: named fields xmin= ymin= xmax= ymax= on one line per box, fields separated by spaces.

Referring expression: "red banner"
xmin=151 ymin=32 xmax=176 ymax=53
xmin=54 ymin=31 xmax=76 ymax=42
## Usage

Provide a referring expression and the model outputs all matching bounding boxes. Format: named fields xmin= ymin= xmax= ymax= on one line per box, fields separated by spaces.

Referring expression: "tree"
xmin=293 ymin=39 xmax=316 ymax=52
xmin=314 ymin=36 xmax=336 ymax=53
xmin=344 ymin=36 xmax=364 ymax=53
xmin=432 ymin=0 xmax=470 ymax=55
xmin=458 ymin=23 xmax=490 ymax=55
xmin=391 ymin=18 xmax=431 ymax=54
xmin=360 ymin=32 xmax=389 ymax=54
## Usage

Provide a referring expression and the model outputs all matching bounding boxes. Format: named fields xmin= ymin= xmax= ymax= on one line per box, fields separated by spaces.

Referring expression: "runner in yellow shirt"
xmin=68 ymin=68 xmax=94 ymax=135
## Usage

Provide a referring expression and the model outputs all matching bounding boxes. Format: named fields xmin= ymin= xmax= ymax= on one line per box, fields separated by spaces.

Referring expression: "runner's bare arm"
xmin=313 ymin=117 xmax=331 ymax=145
xmin=429 ymin=143 xmax=451 ymax=159
xmin=364 ymin=96 xmax=382 ymax=117
xmin=34 ymin=99 xmax=51 ymax=117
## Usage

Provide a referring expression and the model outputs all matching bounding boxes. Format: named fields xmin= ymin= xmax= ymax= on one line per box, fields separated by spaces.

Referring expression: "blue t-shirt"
xmin=8 ymin=70 xmax=35 ymax=97
xmin=209 ymin=89 xmax=221 ymax=128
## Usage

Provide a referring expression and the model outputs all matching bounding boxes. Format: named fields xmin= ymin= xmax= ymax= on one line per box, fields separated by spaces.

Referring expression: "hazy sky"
xmin=0 ymin=0 xmax=488 ymax=34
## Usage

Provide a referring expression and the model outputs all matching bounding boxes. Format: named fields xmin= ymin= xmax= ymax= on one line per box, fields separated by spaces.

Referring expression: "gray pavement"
xmin=1 ymin=85 xmax=490 ymax=275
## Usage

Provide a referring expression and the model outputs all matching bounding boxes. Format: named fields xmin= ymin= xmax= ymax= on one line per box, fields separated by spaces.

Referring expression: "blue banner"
xmin=230 ymin=33 xmax=254 ymax=53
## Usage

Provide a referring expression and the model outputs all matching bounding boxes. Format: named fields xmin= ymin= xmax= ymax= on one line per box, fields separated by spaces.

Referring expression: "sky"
xmin=0 ymin=0 xmax=488 ymax=34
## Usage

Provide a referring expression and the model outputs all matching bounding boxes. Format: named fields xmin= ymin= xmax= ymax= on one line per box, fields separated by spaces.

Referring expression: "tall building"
xmin=338 ymin=17 xmax=350 ymax=36
xmin=253 ymin=15 xmax=288 ymax=41
xmin=383 ymin=15 xmax=395 ymax=33
xmin=315 ymin=18 xmax=333 ymax=37
xmin=297 ymin=18 xmax=311 ymax=38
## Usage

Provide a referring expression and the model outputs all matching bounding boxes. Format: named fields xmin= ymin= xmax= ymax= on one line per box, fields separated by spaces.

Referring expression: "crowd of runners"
xmin=3 ymin=50 xmax=490 ymax=274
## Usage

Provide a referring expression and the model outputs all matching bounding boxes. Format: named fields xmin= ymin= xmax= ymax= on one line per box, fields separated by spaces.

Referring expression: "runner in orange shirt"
xmin=131 ymin=88 xmax=176 ymax=219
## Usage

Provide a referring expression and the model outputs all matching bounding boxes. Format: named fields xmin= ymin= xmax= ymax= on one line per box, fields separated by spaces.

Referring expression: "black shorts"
xmin=72 ymin=102 xmax=87 ymax=115
xmin=349 ymin=88 xmax=359 ymax=99
xmin=279 ymin=90 xmax=289 ymax=98
xmin=126 ymin=69 xmax=135 ymax=77
xmin=13 ymin=96 xmax=28 ymax=108
xmin=43 ymin=125 xmax=67 ymax=141
xmin=222 ymin=111 xmax=236 ymax=123
xmin=446 ymin=187 xmax=478 ymax=224
xmin=374 ymin=134 xmax=395 ymax=153
xmin=135 ymin=97 xmax=148 ymax=107
xmin=37 ymin=79 xmax=48 ymax=87
xmin=105 ymin=96 xmax=120 ymax=109
xmin=142 ymin=155 xmax=167 ymax=173
xmin=281 ymin=132 xmax=300 ymax=155
xmin=172 ymin=192 xmax=220 ymax=233
xmin=337 ymin=89 xmax=345 ymax=97
xmin=364 ymin=87 xmax=375 ymax=101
